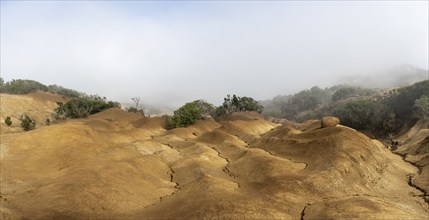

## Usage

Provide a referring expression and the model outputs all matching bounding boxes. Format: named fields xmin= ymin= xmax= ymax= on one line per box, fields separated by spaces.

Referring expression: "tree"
xmin=216 ymin=94 xmax=264 ymax=116
xmin=167 ymin=100 xmax=214 ymax=129
xmin=55 ymin=95 xmax=120 ymax=119
xmin=282 ymin=91 xmax=321 ymax=119
xmin=384 ymin=80 xmax=429 ymax=124
xmin=413 ymin=95 xmax=429 ymax=120
xmin=194 ymin=100 xmax=215 ymax=118
xmin=47 ymin=85 xmax=82 ymax=98
xmin=1 ymin=79 xmax=48 ymax=94
xmin=333 ymin=99 xmax=396 ymax=133
xmin=19 ymin=114 xmax=36 ymax=131
xmin=332 ymin=87 xmax=357 ymax=102
xmin=131 ymin=97 xmax=140 ymax=109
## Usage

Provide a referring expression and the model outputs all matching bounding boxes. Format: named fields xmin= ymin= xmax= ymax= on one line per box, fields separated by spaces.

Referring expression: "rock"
xmin=321 ymin=116 xmax=340 ymax=128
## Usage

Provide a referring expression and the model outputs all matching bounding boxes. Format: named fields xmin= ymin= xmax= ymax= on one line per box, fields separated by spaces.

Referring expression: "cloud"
xmin=1 ymin=1 xmax=428 ymax=106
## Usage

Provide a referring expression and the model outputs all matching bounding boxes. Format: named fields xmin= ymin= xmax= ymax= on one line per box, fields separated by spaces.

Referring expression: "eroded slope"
xmin=1 ymin=107 xmax=428 ymax=219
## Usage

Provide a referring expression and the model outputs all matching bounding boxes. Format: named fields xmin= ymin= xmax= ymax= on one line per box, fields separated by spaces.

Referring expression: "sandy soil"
xmin=0 ymin=93 xmax=428 ymax=219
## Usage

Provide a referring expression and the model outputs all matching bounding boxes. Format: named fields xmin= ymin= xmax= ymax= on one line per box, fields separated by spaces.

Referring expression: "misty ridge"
xmin=1 ymin=63 xmax=428 ymax=138
xmin=337 ymin=65 xmax=428 ymax=88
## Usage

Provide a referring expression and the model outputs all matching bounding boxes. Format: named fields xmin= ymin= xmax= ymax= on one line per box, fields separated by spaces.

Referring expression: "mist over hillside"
xmin=2 ymin=1 xmax=428 ymax=106
xmin=338 ymin=65 xmax=428 ymax=88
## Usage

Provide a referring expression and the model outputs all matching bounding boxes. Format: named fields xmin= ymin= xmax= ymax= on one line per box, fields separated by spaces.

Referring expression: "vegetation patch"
xmin=55 ymin=95 xmax=120 ymax=119
xmin=0 ymin=77 xmax=83 ymax=98
xmin=4 ymin=116 xmax=12 ymax=126
xmin=215 ymin=94 xmax=263 ymax=117
xmin=19 ymin=114 xmax=36 ymax=131
xmin=167 ymin=100 xmax=214 ymax=129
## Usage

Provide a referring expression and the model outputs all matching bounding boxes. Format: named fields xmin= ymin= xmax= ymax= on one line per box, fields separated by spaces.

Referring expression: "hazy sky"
xmin=1 ymin=1 xmax=428 ymax=106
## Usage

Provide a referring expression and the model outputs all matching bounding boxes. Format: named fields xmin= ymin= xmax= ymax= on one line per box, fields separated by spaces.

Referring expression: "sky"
xmin=1 ymin=1 xmax=428 ymax=107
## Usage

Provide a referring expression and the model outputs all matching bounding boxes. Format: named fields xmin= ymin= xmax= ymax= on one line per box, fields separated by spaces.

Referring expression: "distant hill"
xmin=0 ymin=78 xmax=84 ymax=98
xmin=338 ymin=65 xmax=428 ymax=88
xmin=261 ymin=79 xmax=429 ymax=137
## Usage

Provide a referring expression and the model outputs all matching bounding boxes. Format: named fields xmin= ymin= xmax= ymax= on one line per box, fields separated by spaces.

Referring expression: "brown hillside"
xmin=0 ymin=96 xmax=428 ymax=219
xmin=0 ymin=92 xmax=65 ymax=134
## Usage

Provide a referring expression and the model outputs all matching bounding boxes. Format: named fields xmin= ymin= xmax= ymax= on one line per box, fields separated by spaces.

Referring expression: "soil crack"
xmin=205 ymin=144 xmax=241 ymax=189
xmin=300 ymin=203 xmax=310 ymax=220
xmin=392 ymin=151 xmax=428 ymax=205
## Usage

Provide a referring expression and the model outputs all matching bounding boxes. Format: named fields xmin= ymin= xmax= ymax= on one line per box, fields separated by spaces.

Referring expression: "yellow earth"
xmin=0 ymin=92 xmax=428 ymax=219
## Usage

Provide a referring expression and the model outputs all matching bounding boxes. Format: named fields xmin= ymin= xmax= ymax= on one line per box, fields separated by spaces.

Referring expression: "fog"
xmin=1 ymin=1 xmax=428 ymax=107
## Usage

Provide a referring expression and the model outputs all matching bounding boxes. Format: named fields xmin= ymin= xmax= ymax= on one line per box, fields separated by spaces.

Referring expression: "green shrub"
xmin=332 ymin=87 xmax=357 ymax=102
xmin=55 ymin=95 xmax=120 ymax=119
xmin=413 ymin=95 xmax=429 ymax=120
xmin=215 ymin=94 xmax=263 ymax=116
xmin=0 ymin=79 xmax=48 ymax=94
xmin=384 ymin=80 xmax=429 ymax=124
xmin=127 ymin=107 xmax=138 ymax=113
xmin=331 ymin=87 xmax=375 ymax=102
xmin=19 ymin=114 xmax=36 ymax=131
xmin=47 ymin=85 xmax=82 ymax=98
xmin=333 ymin=99 xmax=396 ymax=133
xmin=5 ymin=116 xmax=12 ymax=126
xmin=167 ymin=100 xmax=214 ymax=129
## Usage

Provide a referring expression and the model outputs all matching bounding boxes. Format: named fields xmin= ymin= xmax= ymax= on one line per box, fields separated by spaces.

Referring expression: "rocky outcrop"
xmin=321 ymin=116 xmax=340 ymax=128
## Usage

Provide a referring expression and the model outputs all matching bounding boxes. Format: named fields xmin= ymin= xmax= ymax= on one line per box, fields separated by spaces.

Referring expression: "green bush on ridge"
xmin=55 ymin=95 xmax=120 ymax=119
xmin=0 ymin=79 xmax=48 ymax=94
xmin=167 ymin=100 xmax=214 ymax=129
xmin=214 ymin=94 xmax=263 ymax=117
xmin=167 ymin=95 xmax=263 ymax=129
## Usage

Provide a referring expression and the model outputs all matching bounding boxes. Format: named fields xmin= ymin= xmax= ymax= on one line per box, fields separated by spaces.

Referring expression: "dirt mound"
xmin=0 ymin=92 xmax=65 ymax=134
xmin=1 ymin=108 xmax=428 ymax=219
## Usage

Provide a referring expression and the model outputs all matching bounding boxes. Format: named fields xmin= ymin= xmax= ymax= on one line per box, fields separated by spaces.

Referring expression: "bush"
xmin=333 ymin=99 xmax=396 ymax=134
xmin=413 ymin=95 xmax=429 ymax=120
xmin=167 ymin=100 xmax=214 ymax=129
xmin=127 ymin=107 xmax=138 ymax=113
xmin=0 ymin=79 xmax=48 ymax=94
xmin=332 ymin=87 xmax=375 ymax=102
xmin=332 ymin=87 xmax=358 ymax=102
xmin=19 ymin=114 xmax=36 ymax=131
xmin=5 ymin=116 xmax=12 ymax=126
xmin=0 ymin=78 xmax=85 ymax=98
xmin=47 ymin=85 xmax=82 ymax=98
xmin=46 ymin=118 xmax=51 ymax=125
xmin=215 ymin=94 xmax=263 ymax=116
xmin=55 ymin=95 xmax=120 ymax=119
xmin=384 ymin=80 xmax=429 ymax=124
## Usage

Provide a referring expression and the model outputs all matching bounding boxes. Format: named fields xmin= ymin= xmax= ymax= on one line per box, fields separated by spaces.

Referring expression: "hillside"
xmin=0 ymin=91 xmax=65 ymax=134
xmin=262 ymin=80 xmax=429 ymax=137
xmin=1 ymin=93 xmax=428 ymax=219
